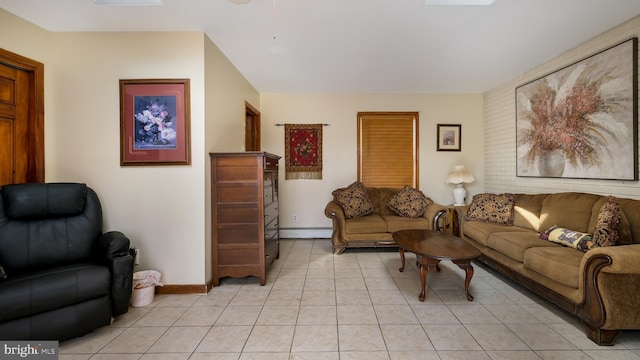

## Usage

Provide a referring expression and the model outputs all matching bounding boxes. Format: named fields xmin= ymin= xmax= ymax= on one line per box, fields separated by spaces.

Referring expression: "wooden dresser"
xmin=210 ymin=152 xmax=280 ymax=286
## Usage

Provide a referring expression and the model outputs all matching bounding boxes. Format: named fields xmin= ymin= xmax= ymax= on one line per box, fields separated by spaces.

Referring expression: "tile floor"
xmin=60 ymin=239 xmax=640 ymax=360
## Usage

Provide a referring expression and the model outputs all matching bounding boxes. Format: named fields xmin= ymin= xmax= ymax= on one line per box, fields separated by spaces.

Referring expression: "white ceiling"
xmin=2 ymin=0 xmax=640 ymax=93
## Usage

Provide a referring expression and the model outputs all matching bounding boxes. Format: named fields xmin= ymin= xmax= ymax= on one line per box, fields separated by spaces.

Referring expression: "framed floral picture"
xmin=437 ymin=124 xmax=461 ymax=151
xmin=516 ymin=38 xmax=638 ymax=180
xmin=120 ymin=79 xmax=191 ymax=166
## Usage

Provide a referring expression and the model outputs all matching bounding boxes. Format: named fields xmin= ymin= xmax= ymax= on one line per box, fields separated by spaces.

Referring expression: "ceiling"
xmin=2 ymin=0 xmax=640 ymax=93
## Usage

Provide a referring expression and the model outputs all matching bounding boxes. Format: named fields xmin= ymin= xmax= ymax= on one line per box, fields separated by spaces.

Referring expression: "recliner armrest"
xmin=98 ymin=231 xmax=131 ymax=259
xmin=96 ymin=231 xmax=134 ymax=316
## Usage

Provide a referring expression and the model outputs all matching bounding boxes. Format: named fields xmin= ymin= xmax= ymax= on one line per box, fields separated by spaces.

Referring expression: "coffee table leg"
xmin=454 ymin=260 xmax=475 ymax=301
xmin=417 ymin=256 xmax=440 ymax=302
xmin=398 ymin=247 xmax=406 ymax=272
xmin=419 ymin=263 xmax=427 ymax=301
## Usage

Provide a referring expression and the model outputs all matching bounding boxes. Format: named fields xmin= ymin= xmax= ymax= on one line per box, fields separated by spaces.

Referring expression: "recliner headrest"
xmin=1 ymin=183 xmax=88 ymax=220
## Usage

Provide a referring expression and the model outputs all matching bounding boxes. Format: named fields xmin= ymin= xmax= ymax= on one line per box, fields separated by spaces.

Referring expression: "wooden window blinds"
xmin=357 ymin=112 xmax=419 ymax=188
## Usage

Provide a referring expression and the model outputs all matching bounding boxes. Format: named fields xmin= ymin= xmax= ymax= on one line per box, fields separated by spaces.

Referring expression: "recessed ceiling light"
xmin=90 ymin=0 xmax=163 ymax=6
xmin=228 ymin=0 xmax=250 ymax=4
xmin=425 ymin=0 xmax=495 ymax=5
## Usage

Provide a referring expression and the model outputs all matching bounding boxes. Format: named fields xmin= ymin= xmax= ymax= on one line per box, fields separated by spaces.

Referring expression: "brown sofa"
xmin=324 ymin=184 xmax=448 ymax=255
xmin=453 ymin=192 xmax=640 ymax=345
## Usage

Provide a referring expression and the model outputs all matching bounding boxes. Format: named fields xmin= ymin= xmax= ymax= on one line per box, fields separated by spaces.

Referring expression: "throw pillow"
xmin=593 ymin=196 xmax=625 ymax=248
xmin=332 ymin=181 xmax=375 ymax=219
xmin=465 ymin=193 xmax=516 ymax=225
xmin=537 ymin=225 xmax=594 ymax=252
xmin=388 ymin=186 xmax=433 ymax=218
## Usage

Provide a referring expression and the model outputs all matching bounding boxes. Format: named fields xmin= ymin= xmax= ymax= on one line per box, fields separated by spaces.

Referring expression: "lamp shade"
xmin=444 ymin=165 xmax=475 ymax=185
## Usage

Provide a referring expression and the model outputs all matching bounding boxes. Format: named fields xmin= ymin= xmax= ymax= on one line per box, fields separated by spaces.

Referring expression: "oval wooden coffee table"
xmin=393 ymin=229 xmax=481 ymax=302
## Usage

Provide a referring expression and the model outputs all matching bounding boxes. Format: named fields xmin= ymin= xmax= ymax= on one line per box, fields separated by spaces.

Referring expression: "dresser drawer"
xmin=263 ymin=185 xmax=273 ymax=205
xmin=218 ymin=246 xmax=259 ymax=266
xmin=264 ymin=156 xmax=279 ymax=170
xmin=217 ymin=203 xmax=259 ymax=223
xmin=217 ymin=225 xmax=259 ymax=244
xmin=264 ymin=201 xmax=278 ymax=226
xmin=218 ymin=183 xmax=258 ymax=203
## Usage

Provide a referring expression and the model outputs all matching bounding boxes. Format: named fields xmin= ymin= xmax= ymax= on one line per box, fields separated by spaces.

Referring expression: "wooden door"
xmin=0 ymin=49 xmax=44 ymax=186
xmin=244 ymin=101 xmax=261 ymax=151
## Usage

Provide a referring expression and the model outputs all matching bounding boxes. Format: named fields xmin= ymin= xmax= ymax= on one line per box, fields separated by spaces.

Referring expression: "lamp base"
xmin=452 ymin=184 xmax=466 ymax=206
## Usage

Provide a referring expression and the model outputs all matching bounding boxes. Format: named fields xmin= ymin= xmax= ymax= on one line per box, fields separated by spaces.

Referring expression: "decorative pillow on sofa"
xmin=332 ymin=181 xmax=375 ymax=219
xmin=465 ymin=193 xmax=516 ymax=225
xmin=593 ymin=196 xmax=630 ymax=247
xmin=537 ymin=225 xmax=594 ymax=252
xmin=388 ymin=186 xmax=433 ymax=218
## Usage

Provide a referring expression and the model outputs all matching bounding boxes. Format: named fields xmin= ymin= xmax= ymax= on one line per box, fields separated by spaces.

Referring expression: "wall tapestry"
xmin=284 ymin=123 xmax=323 ymax=179
xmin=516 ymin=37 xmax=638 ymax=180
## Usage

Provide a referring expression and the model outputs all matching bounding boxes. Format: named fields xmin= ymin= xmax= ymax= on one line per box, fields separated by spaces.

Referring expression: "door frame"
xmin=244 ymin=101 xmax=261 ymax=151
xmin=0 ymin=48 xmax=45 ymax=182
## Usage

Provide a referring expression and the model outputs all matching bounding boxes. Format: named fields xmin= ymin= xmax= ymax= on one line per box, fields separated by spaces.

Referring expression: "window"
xmin=357 ymin=112 xmax=419 ymax=188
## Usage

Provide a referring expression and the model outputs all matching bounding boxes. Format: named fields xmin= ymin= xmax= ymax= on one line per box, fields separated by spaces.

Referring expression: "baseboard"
xmin=155 ymin=284 xmax=208 ymax=294
xmin=279 ymin=228 xmax=332 ymax=239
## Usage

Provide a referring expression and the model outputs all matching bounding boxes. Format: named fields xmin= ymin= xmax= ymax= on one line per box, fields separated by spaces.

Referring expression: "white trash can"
xmin=130 ymin=270 xmax=162 ymax=307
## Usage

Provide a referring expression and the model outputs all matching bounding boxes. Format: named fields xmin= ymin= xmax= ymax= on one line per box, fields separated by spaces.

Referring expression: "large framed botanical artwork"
xmin=516 ymin=38 xmax=638 ymax=180
xmin=120 ymin=79 xmax=191 ymax=166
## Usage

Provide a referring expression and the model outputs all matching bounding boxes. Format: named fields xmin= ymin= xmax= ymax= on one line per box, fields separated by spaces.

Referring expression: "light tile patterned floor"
xmin=60 ymin=239 xmax=640 ymax=360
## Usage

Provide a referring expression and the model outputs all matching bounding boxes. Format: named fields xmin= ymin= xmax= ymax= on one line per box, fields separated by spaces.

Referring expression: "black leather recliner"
xmin=0 ymin=182 xmax=134 ymax=341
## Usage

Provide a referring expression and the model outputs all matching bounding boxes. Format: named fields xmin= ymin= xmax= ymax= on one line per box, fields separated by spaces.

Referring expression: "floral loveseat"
xmin=453 ymin=192 xmax=640 ymax=345
xmin=324 ymin=182 xmax=448 ymax=254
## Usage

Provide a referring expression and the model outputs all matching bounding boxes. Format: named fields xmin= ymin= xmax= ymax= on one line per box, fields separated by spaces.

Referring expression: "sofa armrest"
xmin=97 ymin=231 xmax=134 ymax=316
xmin=579 ymin=244 xmax=640 ymax=343
xmin=325 ymin=201 xmax=347 ymax=254
xmin=583 ymin=244 xmax=640 ymax=274
xmin=424 ymin=202 xmax=448 ymax=232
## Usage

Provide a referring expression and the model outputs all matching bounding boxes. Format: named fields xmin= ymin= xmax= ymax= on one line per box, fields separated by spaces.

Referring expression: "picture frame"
xmin=516 ymin=37 xmax=637 ymax=180
xmin=437 ymin=124 xmax=461 ymax=151
xmin=120 ymin=79 xmax=191 ymax=166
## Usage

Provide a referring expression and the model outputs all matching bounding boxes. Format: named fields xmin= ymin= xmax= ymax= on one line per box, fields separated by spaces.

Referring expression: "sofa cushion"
xmin=382 ymin=215 xmax=431 ymax=233
xmin=513 ymin=194 xmax=547 ymax=231
xmin=524 ymin=247 xmax=583 ymax=289
xmin=377 ymin=188 xmax=401 ymax=216
xmin=538 ymin=193 xmax=601 ymax=233
xmin=537 ymin=225 xmax=594 ymax=252
xmin=344 ymin=214 xmax=387 ymax=234
xmin=617 ymin=198 xmax=640 ymax=244
xmin=388 ymin=186 xmax=433 ymax=218
xmin=465 ymin=193 xmax=516 ymax=225
xmin=333 ymin=181 xmax=375 ymax=219
xmin=463 ymin=221 xmax=528 ymax=247
xmin=488 ymin=231 xmax=556 ymax=263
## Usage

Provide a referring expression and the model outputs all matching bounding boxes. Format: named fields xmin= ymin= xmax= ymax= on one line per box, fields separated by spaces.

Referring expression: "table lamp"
xmin=445 ymin=165 xmax=475 ymax=206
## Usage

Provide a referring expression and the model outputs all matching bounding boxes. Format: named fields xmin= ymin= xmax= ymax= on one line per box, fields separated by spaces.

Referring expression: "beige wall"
xmin=204 ymin=35 xmax=260 ymax=283
xmin=48 ymin=31 xmax=208 ymax=286
xmin=484 ymin=15 xmax=640 ymax=199
xmin=1 ymin=9 xmax=259 ymax=286
xmin=260 ymin=93 xmax=484 ymax=231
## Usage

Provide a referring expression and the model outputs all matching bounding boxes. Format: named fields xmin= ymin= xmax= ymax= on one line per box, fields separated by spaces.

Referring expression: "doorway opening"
xmin=244 ymin=101 xmax=261 ymax=151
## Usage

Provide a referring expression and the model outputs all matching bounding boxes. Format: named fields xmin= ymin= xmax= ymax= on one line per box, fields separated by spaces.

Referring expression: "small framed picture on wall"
xmin=437 ymin=124 xmax=461 ymax=151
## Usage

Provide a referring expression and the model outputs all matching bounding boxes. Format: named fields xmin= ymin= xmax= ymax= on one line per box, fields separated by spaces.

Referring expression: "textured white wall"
xmin=484 ymin=15 xmax=640 ymax=199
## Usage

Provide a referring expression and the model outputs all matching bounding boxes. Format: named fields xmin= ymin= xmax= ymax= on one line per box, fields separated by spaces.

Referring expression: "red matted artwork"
xmin=284 ymin=123 xmax=323 ymax=179
xmin=120 ymin=79 xmax=191 ymax=166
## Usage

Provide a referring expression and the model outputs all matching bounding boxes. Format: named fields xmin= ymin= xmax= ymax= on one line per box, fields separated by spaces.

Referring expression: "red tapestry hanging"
xmin=285 ymin=123 xmax=323 ymax=179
